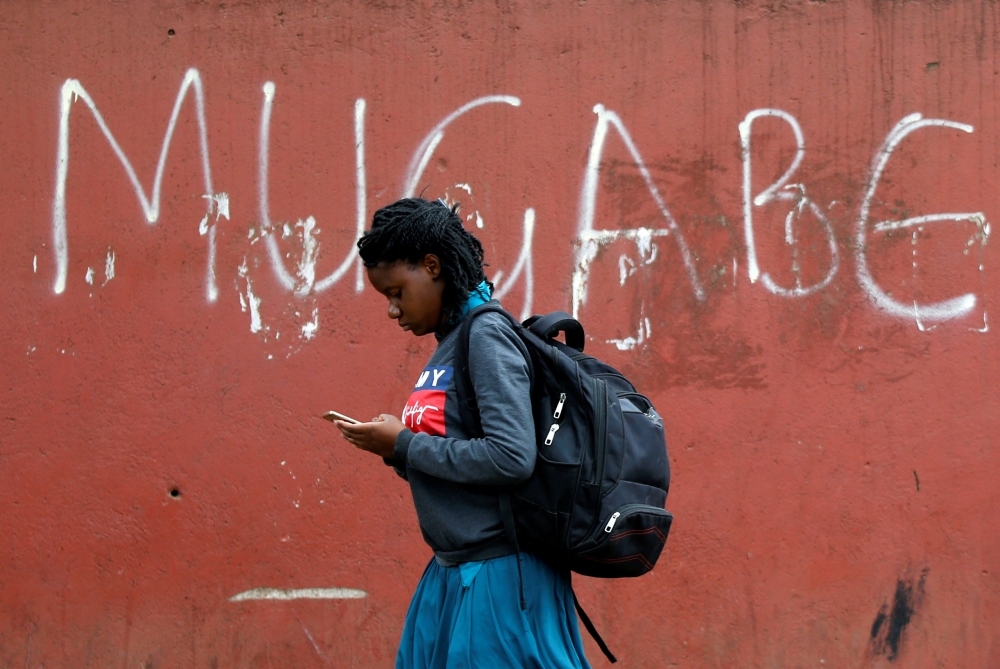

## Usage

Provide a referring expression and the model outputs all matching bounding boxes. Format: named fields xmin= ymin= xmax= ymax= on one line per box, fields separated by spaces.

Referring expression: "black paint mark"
xmin=926 ymin=61 xmax=940 ymax=72
xmin=913 ymin=470 xmax=920 ymax=491
xmin=868 ymin=569 xmax=928 ymax=661
xmin=870 ymin=603 xmax=887 ymax=640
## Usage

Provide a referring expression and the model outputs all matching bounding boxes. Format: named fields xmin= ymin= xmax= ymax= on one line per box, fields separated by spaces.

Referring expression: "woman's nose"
xmin=388 ymin=304 xmax=402 ymax=319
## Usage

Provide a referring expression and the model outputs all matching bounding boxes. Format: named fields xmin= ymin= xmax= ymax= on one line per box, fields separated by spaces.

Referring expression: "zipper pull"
xmin=544 ymin=423 xmax=560 ymax=445
xmin=553 ymin=393 xmax=567 ymax=419
xmin=604 ymin=511 xmax=621 ymax=533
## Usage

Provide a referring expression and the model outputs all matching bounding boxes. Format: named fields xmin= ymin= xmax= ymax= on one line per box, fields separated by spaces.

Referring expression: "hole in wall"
xmin=168 ymin=28 xmax=176 ymax=36
xmin=169 ymin=488 xmax=181 ymax=498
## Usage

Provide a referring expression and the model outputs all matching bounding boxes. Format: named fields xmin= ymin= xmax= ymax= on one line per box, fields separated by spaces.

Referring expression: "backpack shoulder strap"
xmin=572 ymin=585 xmax=618 ymax=663
xmin=454 ymin=304 xmax=534 ymax=613
xmin=453 ymin=303 xmax=531 ymax=435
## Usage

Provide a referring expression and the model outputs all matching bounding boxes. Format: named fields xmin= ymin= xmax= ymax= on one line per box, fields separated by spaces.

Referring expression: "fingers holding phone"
xmin=324 ymin=412 xmax=405 ymax=459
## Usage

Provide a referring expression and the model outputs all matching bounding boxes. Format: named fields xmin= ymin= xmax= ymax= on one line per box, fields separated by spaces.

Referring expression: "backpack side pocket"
xmin=570 ymin=504 xmax=674 ymax=578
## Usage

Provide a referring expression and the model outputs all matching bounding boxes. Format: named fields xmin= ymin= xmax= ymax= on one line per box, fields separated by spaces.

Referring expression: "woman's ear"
xmin=422 ymin=254 xmax=443 ymax=280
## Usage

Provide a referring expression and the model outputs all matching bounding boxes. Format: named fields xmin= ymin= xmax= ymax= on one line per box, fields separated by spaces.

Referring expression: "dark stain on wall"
xmin=868 ymin=569 xmax=928 ymax=661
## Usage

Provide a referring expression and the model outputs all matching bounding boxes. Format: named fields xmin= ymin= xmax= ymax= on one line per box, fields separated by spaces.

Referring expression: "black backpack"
xmin=455 ymin=305 xmax=673 ymax=663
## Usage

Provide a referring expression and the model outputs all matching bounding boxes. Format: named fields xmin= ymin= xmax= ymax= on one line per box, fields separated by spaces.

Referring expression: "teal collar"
xmin=458 ymin=280 xmax=493 ymax=319
xmin=439 ymin=281 xmax=493 ymax=340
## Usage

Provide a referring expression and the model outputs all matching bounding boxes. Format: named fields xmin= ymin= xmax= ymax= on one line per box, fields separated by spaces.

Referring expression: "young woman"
xmin=335 ymin=197 xmax=591 ymax=669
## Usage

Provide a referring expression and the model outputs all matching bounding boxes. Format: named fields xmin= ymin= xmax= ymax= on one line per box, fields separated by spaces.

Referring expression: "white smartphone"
xmin=323 ymin=410 xmax=361 ymax=424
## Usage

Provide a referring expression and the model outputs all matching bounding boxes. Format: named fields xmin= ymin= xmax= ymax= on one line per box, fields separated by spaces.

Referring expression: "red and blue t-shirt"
xmin=401 ymin=365 xmax=453 ymax=437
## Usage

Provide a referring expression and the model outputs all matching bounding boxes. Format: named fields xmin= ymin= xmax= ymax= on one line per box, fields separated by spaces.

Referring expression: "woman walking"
xmin=335 ymin=197 xmax=591 ymax=669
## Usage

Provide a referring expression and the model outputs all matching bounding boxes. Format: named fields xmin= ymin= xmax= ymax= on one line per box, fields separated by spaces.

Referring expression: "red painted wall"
xmin=2 ymin=1 xmax=998 ymax=666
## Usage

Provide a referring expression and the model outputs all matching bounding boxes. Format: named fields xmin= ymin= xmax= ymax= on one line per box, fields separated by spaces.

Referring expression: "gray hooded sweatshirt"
xmin=390 ymin=302 xmax=534 ymax=564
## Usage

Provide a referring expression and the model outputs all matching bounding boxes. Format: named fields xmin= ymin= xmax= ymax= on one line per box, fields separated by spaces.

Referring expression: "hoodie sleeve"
xmin=382 ymin=455 xmax=409 ymax=481
xmin=394 ymin=317 xmax=535 ymax=486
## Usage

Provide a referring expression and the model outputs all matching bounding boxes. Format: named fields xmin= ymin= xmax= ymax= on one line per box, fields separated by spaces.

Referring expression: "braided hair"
xmin=357 ymin=198 xmax=492 ymax=330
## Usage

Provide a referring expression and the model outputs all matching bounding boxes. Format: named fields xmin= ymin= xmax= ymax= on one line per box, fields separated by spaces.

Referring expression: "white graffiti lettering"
xmin=258 ymin=82 xmax=367 ymax=295
xmin=739 ymin=109 xmax=839 ymax=297
xmin=45 ymin=70 xmax=992 ymax=338
xmin=573 ymin=104 xmax=705 ymax=326
xmin=856 ymin=113 xmax=983 ymax=324
xmin=52 ymin=68 xmax=223 ymax=302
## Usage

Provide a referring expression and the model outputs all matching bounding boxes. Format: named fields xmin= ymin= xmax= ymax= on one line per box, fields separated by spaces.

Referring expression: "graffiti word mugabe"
xmin=50 ymin=68 xmax=989 ymax=338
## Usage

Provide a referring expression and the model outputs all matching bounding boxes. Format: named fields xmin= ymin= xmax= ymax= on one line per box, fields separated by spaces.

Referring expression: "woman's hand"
xmin=336 ymin=414 xmax=406 ymax=459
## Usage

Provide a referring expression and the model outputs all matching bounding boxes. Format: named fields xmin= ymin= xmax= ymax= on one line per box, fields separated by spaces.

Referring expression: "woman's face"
xmin=366 ymin=255 xmax=446 ymax=337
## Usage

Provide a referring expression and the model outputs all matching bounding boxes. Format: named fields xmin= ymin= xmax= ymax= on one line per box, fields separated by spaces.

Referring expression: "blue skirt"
xmin=396 ymin=552 xmax=592 ymax=669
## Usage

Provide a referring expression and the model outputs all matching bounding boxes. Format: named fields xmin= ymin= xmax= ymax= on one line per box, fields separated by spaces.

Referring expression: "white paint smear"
xmin=301 ymin=308 xmax=319 ymax=340
xmin=103 ymin=249 xmax=115 ymax=284
xmin=52 ymin=69 xmax=219 ymax=302
xmin=619 ymin=255 xmax=637 ymax=286
xmin=298 ymin=619 xmax=330 ymax=664
xmin=200 ymin=193 xmax=230 ymax=236
xmin=247 ymin=283 xmax=262 ymax=333
xmin=873 ymin=212 xmax=985 ymax=233
xmin=85 ymin=267 xmax=94 ymax=285
xmin=454 ymin=182 xmax=472 ymax=194
xmin=608 ymin=317 xmax=652 ymax=351
xmin=229 ymin=587 xmax=367 ymax=602
xmin=33 ymin=255 xmax=37 ymax=273
xmin=212 ymin=192 xmax=230 ymax=221
xmin=291 ymin=217 xmax=320 ymax=296
xmin=239 ymin=261 xmax=262 ymax=333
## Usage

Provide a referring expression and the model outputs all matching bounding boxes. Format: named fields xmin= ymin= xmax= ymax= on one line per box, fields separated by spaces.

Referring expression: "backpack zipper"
xmin=553 ymin=393 xmax=567 ymax=419
xmin=544 ymin=423 xmax=560 ymax=445
xmin=593 ymin=378 xmax=607 ymax=486
xmin=597 ymin=504 xmax=673 ymax=539
xmin=580 ymin=377 xmax=609 ymax=545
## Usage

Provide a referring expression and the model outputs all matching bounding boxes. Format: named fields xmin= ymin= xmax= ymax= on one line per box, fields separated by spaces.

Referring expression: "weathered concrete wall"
xmin=1 ymin=1 xmax=998 ymax=666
